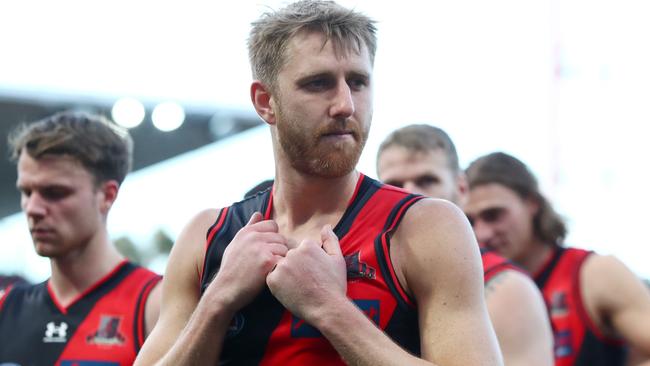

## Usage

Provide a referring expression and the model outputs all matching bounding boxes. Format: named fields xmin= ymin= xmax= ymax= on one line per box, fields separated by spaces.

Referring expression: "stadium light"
xmin=111 ymin=97 xmax=145 ymax=128
xmin=152 ymin=102 xmax=185 ymax=132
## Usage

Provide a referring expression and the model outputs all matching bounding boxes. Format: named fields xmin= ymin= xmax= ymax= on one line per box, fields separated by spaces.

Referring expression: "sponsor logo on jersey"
xmin=344 ymin=252 xmax=376 ymax=280
xmin=550 ymin=291 xmax=568 ymax=317
xmin=86 ymin=315 xmax=125 ymax=346
xmin=43 ymin=321 xmax=68 ymax=343
xmin=291 ymin=299 xmax=380 ymax=338
xmin=554 ymin=329 xmax=573 ymax=358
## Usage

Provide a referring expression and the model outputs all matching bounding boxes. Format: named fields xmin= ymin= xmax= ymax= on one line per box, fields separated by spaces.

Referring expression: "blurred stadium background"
xmin=1 ymin=0 xmax=648 ymax=282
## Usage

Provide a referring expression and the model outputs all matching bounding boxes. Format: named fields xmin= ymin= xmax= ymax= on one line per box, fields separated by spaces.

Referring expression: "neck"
xmin=48 ymin=229 xmax=124 ymax=307
xmin=272 ymin=168 xmax=360 ymax=234
xmin=516 ymin=238 xmax=555 ymax=275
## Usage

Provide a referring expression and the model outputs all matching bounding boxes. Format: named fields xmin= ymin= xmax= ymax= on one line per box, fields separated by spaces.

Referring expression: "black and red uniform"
xmin=534 ymin=247 xmax=626 ymax=366
xmin=480 ymin=245 xmax=522 ymax=283
xmin=200 ymin=174 xmax=425 ymax=365
xmin=0 ymin=261 xmax=160 ymax=366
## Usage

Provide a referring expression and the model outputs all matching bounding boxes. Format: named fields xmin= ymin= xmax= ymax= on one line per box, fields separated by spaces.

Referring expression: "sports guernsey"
xmin=534 ymin=247 xmax=626 ymax=366
xmin=0 ymin=261 xmax=161 ymax=366
xmin=480 ymin=245 xmax=521 ymax=283
xmin=200 ymin=174 xmax=425 ymax=365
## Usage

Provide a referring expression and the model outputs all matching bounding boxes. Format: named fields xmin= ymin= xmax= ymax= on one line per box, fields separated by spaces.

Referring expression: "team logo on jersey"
xmin=291 ymin=299 xmax=380 ymax=338
xmin=344 ymin=252 xmax=376 ymax=280
xmin=550 ymin=291 xmax=568 ymax=317
xmin=554 ymin=329 xmax=573 ymax=358
xmin=86 ymin=315 xmax=125 ymax=346
xmin=43 ymin=321 xmax=68 ymax=343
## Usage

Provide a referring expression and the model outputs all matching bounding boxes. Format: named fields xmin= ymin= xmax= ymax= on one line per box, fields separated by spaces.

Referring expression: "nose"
xmin=330 ymin=82 xmax=355 ymax=119
xmin=22 ymin=193 xmax=47 ymax=219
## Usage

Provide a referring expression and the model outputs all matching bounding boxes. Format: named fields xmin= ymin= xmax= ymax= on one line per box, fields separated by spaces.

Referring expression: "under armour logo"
xmin=43 ymin=321 xmax=68 ymax=343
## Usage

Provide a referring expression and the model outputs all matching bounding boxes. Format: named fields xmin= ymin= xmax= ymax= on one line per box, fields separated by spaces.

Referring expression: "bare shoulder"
xmin=163 ymin=208 xmax=222 ymax=294
xmin=135 ymin=208 xmax=222 ymax=364
xmin=392 ymin=197 xmax=482 ymax=296
xmin=486 ymin=269 xmax=539 ymax=301
xmin=170 ymin=209 xmax=221 ymax=262
xmin=581 ymin=252 xmax=650 ymax=346
xmin=581 ymin=253 xmax=646 ymax=310
xmin=395 ymin=197 xmax=475 ymax=248
xmin=393 ymin=199 xmax=502 ymax=364
xmin=486 ymin=269 xmax=554 ymax=366
xmin=176 ymin=208 xmax=221 ymax=246
xmin=582 ymin=253 xmax=630 ymax=277
xmin=486 ymin=269 xmax=548 ymax=318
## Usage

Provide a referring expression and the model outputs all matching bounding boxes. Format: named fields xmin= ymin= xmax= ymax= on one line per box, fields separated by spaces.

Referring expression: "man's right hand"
xmin=205 ymin=212 xmax=288 ymax=312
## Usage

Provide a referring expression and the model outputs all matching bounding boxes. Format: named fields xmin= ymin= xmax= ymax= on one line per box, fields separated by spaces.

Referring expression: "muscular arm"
xmin=583 ymin=255 xmax=650 ymax=365
xmin=135 ymin=210 xmax=288 ymax=365
xmin=400 ymin=199 xmax=503 ymax=365
xmin=268 ymin=199 xmax=503 ymax=365
xmin=144 ymin=281 xmax=163 ymax=337
xmin=134 ymin=209 xmax=223 ymax=365
xmin=485 ymin=270 xmax=554 ymax=366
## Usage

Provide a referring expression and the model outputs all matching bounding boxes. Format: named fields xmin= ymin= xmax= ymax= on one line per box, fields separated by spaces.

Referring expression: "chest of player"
xmin=538 ymin=248 xmax=625 ymax=366
xmin=201 ymin=178 xmax=423 ymax=364
xmin=0 ymin=263 xmax=157 ymax=366
xmin=214 ymin=236 xmax=418 ymax=365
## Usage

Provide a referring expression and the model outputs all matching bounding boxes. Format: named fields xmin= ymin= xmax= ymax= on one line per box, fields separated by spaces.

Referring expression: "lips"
xmin=321 ymin=130 xmax=357 ymax=140
xmin=30 ymin=228 xmax=55 ymax=239
xmin=323 ymin=129 xmax=351 ymax=135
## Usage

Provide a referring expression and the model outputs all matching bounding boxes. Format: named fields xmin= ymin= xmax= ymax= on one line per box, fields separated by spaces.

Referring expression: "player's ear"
xmin=456 ymin=172 xmax=469 ymax=207
xmin=251 ymin=81 xmax=276 ymax=125
xmin=525 ymin=195 xmax=541 ymax=216
xmin=97 ymin=180 xmax=119 ymax=214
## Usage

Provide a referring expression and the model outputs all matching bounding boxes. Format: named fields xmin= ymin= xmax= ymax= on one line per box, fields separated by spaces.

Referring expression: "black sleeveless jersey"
xmin=0 ymin=261 xmax=161 ymax=366
xmin=535 ymin=247 xmax=626 ymax=366
xmin=200 ymin=174 xmax=425 ymax=365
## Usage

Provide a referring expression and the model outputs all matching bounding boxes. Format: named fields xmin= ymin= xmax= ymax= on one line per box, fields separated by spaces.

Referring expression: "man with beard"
xmin=464 ymin=152 xmax=650 ymax=366
xmin=376 ymin=124 xmax=553 ymax=366
xmin=135 ymin=1 xmax=502 ymax=365
xmin=1 ymin=111 xmax=162 ymax=365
